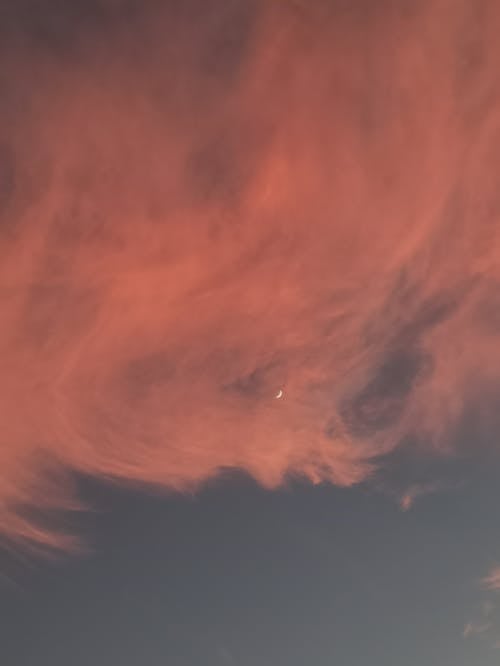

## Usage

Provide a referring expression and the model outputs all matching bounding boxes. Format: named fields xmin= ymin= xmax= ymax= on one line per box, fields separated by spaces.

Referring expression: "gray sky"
xmin=3 ymin=467 xmax=500 ymax=665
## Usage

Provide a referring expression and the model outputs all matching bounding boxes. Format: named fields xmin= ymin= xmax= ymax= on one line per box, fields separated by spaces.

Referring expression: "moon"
xmin=275 ymin=389 xmax=283 ymax=399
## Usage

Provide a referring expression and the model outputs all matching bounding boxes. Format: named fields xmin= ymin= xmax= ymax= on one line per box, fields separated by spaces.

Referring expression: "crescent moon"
xmin=275 ymin=390 xmax=283 ymax=399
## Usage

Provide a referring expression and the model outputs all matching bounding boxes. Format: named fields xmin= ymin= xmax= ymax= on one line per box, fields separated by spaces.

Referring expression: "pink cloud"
xmin=2 ymin=1 xmax=500 ymax=548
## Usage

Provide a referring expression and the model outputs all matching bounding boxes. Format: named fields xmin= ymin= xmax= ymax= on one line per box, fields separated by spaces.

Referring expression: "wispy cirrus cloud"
xmin=2 ymin=0 xmax=500 ymax=549
xmin=463 ymin=619 xmax=492 ymax=639
xmin=464 ymin=575 xmax=500 ymax=645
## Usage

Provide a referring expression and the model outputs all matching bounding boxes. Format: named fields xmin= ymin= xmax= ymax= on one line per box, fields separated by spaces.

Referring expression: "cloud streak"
xmin=482 ymin=567 xmax=500 ymax=592
xmin=2 ymin=0 xmax=500 ymax=547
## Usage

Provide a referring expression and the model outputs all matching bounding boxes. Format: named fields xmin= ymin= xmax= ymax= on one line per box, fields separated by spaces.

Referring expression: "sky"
xmin=2 ymin=0 xmax=500 ymax=663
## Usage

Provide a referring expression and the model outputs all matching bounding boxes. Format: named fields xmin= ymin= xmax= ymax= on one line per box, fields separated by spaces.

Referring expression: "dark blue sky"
xmin=3 ymin=468 xmax=500 ymax=665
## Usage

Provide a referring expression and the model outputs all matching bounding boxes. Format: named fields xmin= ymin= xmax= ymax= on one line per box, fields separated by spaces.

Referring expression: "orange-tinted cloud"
xmin=1 ymin=0 xmax=500 ymax=548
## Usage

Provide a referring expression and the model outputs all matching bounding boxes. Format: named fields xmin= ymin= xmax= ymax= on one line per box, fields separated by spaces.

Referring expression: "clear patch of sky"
xmin=2 ymin=461 xmax=500 ymax=666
